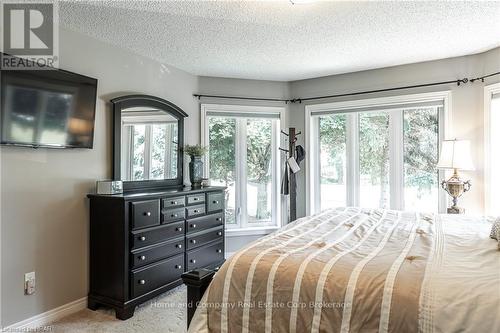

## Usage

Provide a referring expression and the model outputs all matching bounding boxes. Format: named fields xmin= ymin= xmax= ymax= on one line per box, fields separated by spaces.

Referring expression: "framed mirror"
xmin=111 ymin=95 xmax=187 ymax=190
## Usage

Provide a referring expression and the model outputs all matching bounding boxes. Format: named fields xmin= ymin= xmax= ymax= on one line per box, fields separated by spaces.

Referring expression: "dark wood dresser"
xmin=87 ymin=186 xmax=226 ymax=319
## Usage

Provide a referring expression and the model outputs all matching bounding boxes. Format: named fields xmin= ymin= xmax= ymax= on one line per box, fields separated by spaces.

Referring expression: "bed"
xmin=188 ymin=207 xmax=500 ymax=333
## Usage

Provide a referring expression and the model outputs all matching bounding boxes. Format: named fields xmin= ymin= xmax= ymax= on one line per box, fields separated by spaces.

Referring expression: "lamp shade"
xmin=437 ymin=139 xmax=475 ymax=170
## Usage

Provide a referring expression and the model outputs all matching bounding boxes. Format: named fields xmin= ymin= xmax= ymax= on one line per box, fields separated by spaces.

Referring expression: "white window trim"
xmin=201 ymin=103 xmax=286 ymax=236
xmin=484 ymin=82 xmax=500 ymax=215
xmin=305 ymin=91 xmax=452 ymax=216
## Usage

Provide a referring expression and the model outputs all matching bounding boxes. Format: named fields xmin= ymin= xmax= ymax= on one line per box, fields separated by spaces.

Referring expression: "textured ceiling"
xmin=60 ymin=1 xmax=500 ymax=81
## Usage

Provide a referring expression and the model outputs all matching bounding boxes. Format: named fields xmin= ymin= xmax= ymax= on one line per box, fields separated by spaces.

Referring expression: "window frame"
xmin=305 ymin=91 xmax=452 ymax=215
xmin=484 ymin=82 xmax=500 ymax=215
xmin=201 ymin=104 xmax=286 ymax=236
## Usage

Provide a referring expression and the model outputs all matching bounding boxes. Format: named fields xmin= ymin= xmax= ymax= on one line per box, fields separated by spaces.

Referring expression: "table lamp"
xmin=437 ymin=139 xmax=474 ymax=214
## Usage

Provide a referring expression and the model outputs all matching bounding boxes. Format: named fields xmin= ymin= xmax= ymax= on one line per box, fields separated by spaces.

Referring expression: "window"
xmin=202 ymin=104 xmax=284 ymax=232
xmin=359 ymin=111 xmax=391 ymax=209
xmin=485 ymin=83 xmax=500 ymax=215
xmin=319 ymin=114 xmax=347 ymax=209
xmin=307 ymin=92 xmax=450 ymax=214
xmin=403 ymin=107 xmax=440 ymax=212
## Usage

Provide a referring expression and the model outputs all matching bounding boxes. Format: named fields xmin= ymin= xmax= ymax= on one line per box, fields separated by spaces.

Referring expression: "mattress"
xmin=188 ymin=207 xmax=500 ymax=333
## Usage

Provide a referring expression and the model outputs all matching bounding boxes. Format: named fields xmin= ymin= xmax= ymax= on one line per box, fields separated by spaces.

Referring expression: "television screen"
xmin=0 ymin=67 xmax=97 ymax=148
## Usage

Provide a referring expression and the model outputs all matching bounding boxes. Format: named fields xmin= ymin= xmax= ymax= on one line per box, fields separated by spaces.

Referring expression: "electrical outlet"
xmin=24 ymin=272 xmax=35 ymax=295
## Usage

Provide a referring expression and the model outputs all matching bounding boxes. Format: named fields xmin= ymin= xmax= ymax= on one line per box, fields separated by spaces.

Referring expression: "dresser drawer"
xmin=186 ymin=194 xmax=205 ymax=205
xmin=131 ymin=237 xmax=184 ymax=268
xmin=131 ymin=200 xmax=160 ymax=230
xmin=187 ymin=241 xmax=224 ymax=271
xmin=207 ymin=192 xmax=224 ymax=213
xmin=162 ymin=207 xmax=186 ymax=223
xmin=131 ymin=221 xmax=184 ymax=250
xmin=131 ymin=254 xmax=184 ymax=299
xmin=162 ymin=196 xmax=185 ymax=209
xmin=186 ymin=204 xmax=205 ymax=218
xmin=186 ymin=212 xmax=223 ymax=234
xmin=186 ymin=226 xmax=223 ymax=250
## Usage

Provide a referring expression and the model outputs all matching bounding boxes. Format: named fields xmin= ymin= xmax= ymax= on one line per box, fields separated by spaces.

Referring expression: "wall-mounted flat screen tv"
xmin=0 ymin=64 xmax=98 ymax=149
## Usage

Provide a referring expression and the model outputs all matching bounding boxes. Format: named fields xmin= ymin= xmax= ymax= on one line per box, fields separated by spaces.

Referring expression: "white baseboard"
xmin=4 ymin=297 xmax=87 ymax=330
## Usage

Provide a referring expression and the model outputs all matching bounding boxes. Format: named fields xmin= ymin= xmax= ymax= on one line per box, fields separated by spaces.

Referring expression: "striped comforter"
xmin=189 ymin=207 xmax=500 ymax=333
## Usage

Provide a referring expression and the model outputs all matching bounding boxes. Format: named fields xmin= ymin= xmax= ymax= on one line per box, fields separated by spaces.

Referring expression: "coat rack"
xmin=280 ymin=127 xmax=301 ymax=222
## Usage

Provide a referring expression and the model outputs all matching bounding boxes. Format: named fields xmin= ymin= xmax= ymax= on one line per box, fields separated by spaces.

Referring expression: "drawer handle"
xmin=139 ymin=255 xmax=146 ymax=261
xmin=171 ymin=213 xmax=178 ymax=218
xmin=190 ymin=259 xmax=196 ymax=264
xmin=171 ymin=201 xmax=178 ymax=205
xmin=144 ymin=212 xmax=151 ymax=217
xmin=191 ymin=224 xmax=196 ymax=229
xmin=139 ymin=279 xmax=146 ymax=285
xmin=217 ymin=231 xmax=223 ymax=236
xmin=176 ymin=227 xmax=182 ymax=232
xmin=175 ymin=265 xmax=182 ymax=270
xmin=190 ymin=239 xmax=196 ymax=244
xmin=139 ymin=236 xmax=146 ymax=241
xmin=213 ymin=200 xmax=219 ymax=204
xmin=176 ymin=244 xmax=182 ymax=249
xmin=193 ymin=197 xmax=199 ymax=201
xmin=217 ymin=249 xmax=222 ymax=253
xmin=216 ymin=218 xmax=222 ymax=222
xmin=193 ymin=209 xmax=200 ymax=213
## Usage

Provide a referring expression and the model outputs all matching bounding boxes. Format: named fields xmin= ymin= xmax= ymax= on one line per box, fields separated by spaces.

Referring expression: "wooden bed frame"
xmin=182 ymin=268 xmax=217 ymax=327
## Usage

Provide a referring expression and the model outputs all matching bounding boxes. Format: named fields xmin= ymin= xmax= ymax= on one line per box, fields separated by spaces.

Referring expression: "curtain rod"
xmin=194 ymin=72 xmax=500 ymax=104
xmin=290 ymin=78 xmax=468 ymax=103
xmin=193 ymin=78 xmax=466 ymax=104
xmin=470 ymin=71 xmax=500 ymax=83
xmin=193 ymin=94 xmax=288 ymax=103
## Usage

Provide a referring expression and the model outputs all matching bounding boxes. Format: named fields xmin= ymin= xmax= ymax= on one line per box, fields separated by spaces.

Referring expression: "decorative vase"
xmin=189 ymin=155 xmax=203 ymax=188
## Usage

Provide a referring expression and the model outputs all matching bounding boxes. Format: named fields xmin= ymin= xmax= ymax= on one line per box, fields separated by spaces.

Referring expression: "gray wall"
xmin=0 ymin=29 xmax=200 ymax=327
xmin=289 ymin=47 xmax=500 ymax=217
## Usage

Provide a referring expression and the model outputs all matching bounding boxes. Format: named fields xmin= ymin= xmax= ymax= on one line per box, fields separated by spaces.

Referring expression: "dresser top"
xmin=87 ymin=186 xmax=226 ymax=200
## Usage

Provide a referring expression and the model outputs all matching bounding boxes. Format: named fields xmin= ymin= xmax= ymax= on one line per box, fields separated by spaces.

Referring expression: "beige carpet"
xmin=50 ymin=285 xmax=187 ymax=333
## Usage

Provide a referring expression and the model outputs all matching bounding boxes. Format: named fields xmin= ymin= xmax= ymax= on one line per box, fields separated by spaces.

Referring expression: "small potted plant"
xmin=184 ymin=144 xmax=208 ymax=188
